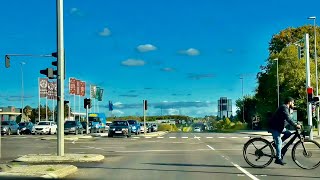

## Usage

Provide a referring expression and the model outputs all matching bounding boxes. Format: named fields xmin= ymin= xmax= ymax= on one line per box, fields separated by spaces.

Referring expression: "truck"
xmin=88 ymin=113 xmax=107 ymax=133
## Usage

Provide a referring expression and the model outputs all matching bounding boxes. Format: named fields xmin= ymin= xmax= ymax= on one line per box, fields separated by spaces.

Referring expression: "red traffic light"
xmin=307 ymin=87 xmax=313 ymax=94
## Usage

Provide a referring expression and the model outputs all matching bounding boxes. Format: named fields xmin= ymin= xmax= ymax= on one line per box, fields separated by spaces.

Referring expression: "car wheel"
xmin=75 ymin=129 xmax=78 ymax=135
xmin=7 ymin=129 xmax=11 ymax=136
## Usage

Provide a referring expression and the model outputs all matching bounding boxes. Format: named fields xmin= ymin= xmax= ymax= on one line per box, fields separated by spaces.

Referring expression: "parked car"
xmin=18 ymin=122 xmax=35 ymax=134
xmin=108 ymin=120 xmax=131 ymax=137
xmin=151 ymin=123 xmax=158 ymax=132
xmin=64 ymin=120 xmax=84 ymax=135
xmin=34 ymin=121 xmax=57 ymax=135
xmin=140 ymin=122 xmax=146 ymax=133
xmin=127 ymin=120 xmax=141 ymax=135
xmin=81 ymin=122 xmax=91 ymax=133
xmin=1 ymin=120 xmax=20 ymax=135
xmin=145 ymin=122 xmax=152 ymax=133
xmin=194 ymin=127 xmax=201 ymax=132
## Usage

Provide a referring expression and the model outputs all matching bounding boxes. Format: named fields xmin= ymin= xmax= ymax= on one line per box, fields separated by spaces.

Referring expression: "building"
xmin=0 ymin=106 xmax=22 ymax=121
xmin=217 ymin=97 xmax=232 ymax=118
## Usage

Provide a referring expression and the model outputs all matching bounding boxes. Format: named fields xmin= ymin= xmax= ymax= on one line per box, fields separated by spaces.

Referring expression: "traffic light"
xmin=144 ymin=100 xmax=147 ymax=110
xmin=5 ymin=55 xmax=10 ymax=68
xmin=307 ymin=87 xmax=313 ymax=102
xmin=298 ymin=46 xmax=304 ymax=59
xmin=84 ymin=98 xmax=92 ymax=109
xmin=51 ymin=51 xmax=66 ymax=79
xmin=40 ymin=68 xmax=55 ymax=79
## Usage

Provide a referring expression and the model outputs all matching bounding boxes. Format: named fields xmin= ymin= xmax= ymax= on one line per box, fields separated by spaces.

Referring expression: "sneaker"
xmin=274 ymin=159 xmax=286 ymax=165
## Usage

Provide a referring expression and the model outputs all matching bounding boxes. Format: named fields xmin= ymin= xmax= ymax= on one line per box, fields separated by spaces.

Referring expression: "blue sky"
xmin=1 ymin=0 xmax=319 ymax=117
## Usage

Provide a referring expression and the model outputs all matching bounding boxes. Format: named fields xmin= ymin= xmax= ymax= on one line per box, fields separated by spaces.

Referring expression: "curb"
xmin=0 ymin=165 xmax=78 ymax=179
xmin=141 ymin=131 xmax=168 ymax=137
xmin=15 ymin=154 xmax=105 ymax=163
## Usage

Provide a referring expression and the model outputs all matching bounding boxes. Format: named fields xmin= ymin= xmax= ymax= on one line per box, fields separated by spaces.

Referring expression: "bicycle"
xmin=243 ymin=125 xmax=320 ymax=169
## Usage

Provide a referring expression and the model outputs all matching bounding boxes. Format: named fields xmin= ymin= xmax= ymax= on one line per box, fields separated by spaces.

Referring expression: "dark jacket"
xmin=268 ymin=104 xmax=296 ymax=133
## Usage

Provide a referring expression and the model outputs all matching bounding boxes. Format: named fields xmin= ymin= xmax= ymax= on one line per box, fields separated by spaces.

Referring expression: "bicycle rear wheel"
xmin=292 ymin=139 xmax=320 ymax=169
xmin=243 ymin=137 xmax=275 ymax=168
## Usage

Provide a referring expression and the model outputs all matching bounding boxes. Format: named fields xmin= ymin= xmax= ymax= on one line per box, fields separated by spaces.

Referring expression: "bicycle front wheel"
xmin=243 ymin=137 xmax=275 ymax=168
xmin=292 ymin=139 xmax=320 ymax=169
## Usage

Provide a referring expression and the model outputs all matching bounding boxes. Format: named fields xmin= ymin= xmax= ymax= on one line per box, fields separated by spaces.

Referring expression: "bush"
xmin=158 ymin=124 xmax=178 ymax=132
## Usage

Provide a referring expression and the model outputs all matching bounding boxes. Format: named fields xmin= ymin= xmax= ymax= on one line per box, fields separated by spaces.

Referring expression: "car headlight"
xmin=111 ymin=128 xmax=115 ymax=131
xmin=70 ymin=127 xmax=76 ymax=130
xmin=2 ymin=127 xmax=6 ymax=131
xmin=21 ymin=127 xmax=27 ymax=130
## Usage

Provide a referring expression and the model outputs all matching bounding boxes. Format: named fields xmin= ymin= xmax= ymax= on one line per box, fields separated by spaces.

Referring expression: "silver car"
xmin=1 ymin=120 xmax=20 ymax=135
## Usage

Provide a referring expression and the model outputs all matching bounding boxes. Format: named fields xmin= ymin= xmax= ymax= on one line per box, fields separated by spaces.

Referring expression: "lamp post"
xmin=20 ymin=62 xmax=26 ymax=121
xmin=274 ymin=58 xmax=280 ymax=107
xmin=240 ymin=76 xmax=245 ymax=123
xmin=308 ymin=16 xmax=320 ymax=136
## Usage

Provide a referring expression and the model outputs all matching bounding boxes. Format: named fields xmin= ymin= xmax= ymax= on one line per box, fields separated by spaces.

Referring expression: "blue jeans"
xmin=269 ymin=128 xmax=292 ymax=160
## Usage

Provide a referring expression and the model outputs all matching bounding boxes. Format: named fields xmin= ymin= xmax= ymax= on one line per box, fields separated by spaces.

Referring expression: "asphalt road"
xmin=1 ymin=132 xmax=320 ymax=180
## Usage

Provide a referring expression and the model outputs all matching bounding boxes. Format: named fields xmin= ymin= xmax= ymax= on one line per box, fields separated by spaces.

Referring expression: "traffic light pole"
xmin=57 ymin=0 xmax=65 ymax=156
xmin=305 ymin=34 xmax=313 ymax=140
xmin=86 ymin=105 xmax=89 ymax=134
xmin=143 ymin=100 xmax=146 ymax=135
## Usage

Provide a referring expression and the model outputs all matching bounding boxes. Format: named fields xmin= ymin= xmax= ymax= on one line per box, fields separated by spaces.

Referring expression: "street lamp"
xmin=308 ymin=16 xmax=320 ymax=136
xmin=20 ymin=62 xmax=26 ymax=121
xmin=274 ymin=58 xmax=279 ymax=107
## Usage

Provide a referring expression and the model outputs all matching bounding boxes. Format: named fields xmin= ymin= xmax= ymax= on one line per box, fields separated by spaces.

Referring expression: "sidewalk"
xmin=0 ymin=153 xmax=104 ymax=178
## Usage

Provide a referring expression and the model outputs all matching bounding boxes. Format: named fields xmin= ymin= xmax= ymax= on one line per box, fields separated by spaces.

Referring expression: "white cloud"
xmin=161 ymin=67 xmax=175 ymax=72
xmin=137 ymin=44 xmax=157 ymax=52
xmin=179 ymin=48 xmax=200 ymax=56
xmin=166 ymin=108 xmax=180 ymax=115
xmin=112 ymin=110 xmax=124 ymax=116
xmin=99 ymin=27 xmax=111 ymax=36
xmin=70 ymin=8 xmax=83 ymax=16
xmin=113 ymin=102 xmax=123 ymax=108
xmin=121 ymin=59 xmax=145 ymax=66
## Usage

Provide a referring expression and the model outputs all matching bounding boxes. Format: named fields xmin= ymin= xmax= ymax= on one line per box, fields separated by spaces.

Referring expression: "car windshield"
xmin=1 ymin=121 xmax=9 ymax=125
xmin=37 ymin=122 xmax=50 ymax=125
xmin=65 ymin=121 xmax=76 ymax=126
xmin=127 ymin=120 xmax=136 ymax=125
xmin=112 ymin=121 xmax=127 ymax=126
xmin=19 ymin=122 xmax=28 ymax=126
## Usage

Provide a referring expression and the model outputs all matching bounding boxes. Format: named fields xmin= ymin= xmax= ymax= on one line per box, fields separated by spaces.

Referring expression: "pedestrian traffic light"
xmin=307 ymin=87 xmax=313 ymax=102
xmin=40 ymin=68 xmax=55 ymax=79
xmin=298 ymin=46 xmax=304 ymax=59
xmin=84 ymin=98 xmax=92 ymax=109
xmin=5 ymin=55 xmax=10 ymax=68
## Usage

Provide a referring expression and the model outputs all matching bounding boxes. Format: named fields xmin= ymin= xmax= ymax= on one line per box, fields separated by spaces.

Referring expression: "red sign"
xmin=75 ymin=80 xmax=81 ymax=95
xmin=80 ymin=81 xmax=86 ymax=96
xmin=69 ymin=78 xmax=76 ymax=95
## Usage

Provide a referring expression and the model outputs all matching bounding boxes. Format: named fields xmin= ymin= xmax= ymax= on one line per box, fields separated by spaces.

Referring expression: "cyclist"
xmin=268 ymin=97 xmax=301 ymax=165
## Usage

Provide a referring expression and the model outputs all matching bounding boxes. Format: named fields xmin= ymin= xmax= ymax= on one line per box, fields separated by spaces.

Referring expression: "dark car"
xmin=81 ymin=122 xmax=91 ymax=133
xmin=64 ymin=120 xmax=84 ymax=135
xmin=127 ymin=120 xmax=141 ymax=135
xmin=1 ymin=120 xmax=20 ymax=135
xmin=108 ymin=120 xmax=131 ymax=137
xmin=18 ymin=122 xmax=35 ymax=134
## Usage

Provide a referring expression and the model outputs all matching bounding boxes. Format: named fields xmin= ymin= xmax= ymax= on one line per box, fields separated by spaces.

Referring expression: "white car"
xmin=194 ymin=127 xmax=201 ymax=132
xmin=35 ymin=121 xmax=57 ymax=135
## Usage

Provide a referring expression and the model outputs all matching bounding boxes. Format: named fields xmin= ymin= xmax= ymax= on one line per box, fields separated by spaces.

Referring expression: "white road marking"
xmin=206 ymin=145 xmax=215 ymax=150
xmin=169 ymin=137 xmax=176 ymax=139
xmin=231 ymin=137 xmax=238 ymax=139
xmin=157 ymin=137 xmax=164 ymax=138
xmin=218 ymin=137 xmax=226 ymax=138
xmin=181 ymin=137 xmax=188 ymax=139
xmin=206 ymin=137 xmax=213 ymax=139
xmin=145 ymin=137 xmax=152 ymax=139
xmin=132 ymin=137 xmax=140 ymax=139
xmin=231 ymin=162 xmax=259 ymax=180
xmin=114 ymin=149 xmax=210 ymax=153
xmin=243 ymin=137 xmax=250 ymax=139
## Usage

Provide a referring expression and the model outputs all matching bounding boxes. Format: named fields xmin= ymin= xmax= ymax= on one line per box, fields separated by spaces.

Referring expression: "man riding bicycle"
xmin=268 ymin=97 xmax=301 ymax=165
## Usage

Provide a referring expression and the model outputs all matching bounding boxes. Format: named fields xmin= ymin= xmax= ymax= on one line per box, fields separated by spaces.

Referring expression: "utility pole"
xmin=305 ymin=34 xmax=313 ymax=140
xmin=57 ymin=0 xmax=65 ymax=156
